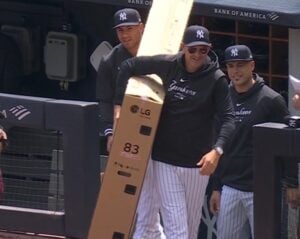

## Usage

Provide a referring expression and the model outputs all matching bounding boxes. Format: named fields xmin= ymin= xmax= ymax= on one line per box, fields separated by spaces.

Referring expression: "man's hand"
xmin=106 ymin=135 xmax=113 ymax=152
xmin=292 ymin=94 xmax=300 ymax=110
xmin=0 ymin=129 xmax=7 ymax=152
xmin=196 ymin=149 xmax=220 ymax=175
xmin=100 ymin=172 xmax=105 ymax=183
xmin=0 ymin=129 xmax=7 ymax=141
xmin=106 ymin=105 xmax=121 ymax=153
xmin=286 ymin=187 xmax=300 ymax=209
xmin=209 ymin=190 xmax=221 ymax=215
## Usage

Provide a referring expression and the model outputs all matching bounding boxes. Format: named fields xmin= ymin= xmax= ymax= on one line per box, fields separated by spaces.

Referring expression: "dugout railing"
xmin=0 ymin=93 xmax=100 ymax=239
xmin=253 ymin=122 xmax=300 ymax=239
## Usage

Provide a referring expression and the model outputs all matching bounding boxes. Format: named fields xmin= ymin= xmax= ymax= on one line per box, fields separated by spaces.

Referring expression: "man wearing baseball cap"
xmin=114 ymin=25 xmax=235 ymax=238
xmin=113 ymin=8 xmax=142 ymax=28
xmin=209 ymin=45 xmax=289 ymax=239
xmin=97 ymin=8 xmax=143 ymax=142
xmin=96 ymin=8 xmax=165 ymax=239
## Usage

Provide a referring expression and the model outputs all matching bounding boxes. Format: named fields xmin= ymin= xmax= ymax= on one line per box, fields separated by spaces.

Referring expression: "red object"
xmin=0 ymin=169 xmax=4 ymax=197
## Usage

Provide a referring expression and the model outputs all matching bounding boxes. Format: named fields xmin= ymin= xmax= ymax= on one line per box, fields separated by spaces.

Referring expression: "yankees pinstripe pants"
xmin=217 ymin=185 xmax=253 ymax=239
xmin=153 ymin=160 xmax=209 ymax=239
xmin=133 ymin=159 xmax=166 ymax=239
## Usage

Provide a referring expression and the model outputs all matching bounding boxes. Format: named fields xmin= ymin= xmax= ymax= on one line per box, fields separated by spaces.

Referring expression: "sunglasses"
xmin=187 ymin=46 xmax=209 ymax=55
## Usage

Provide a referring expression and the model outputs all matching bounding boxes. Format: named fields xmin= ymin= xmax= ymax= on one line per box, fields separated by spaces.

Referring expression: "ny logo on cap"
xmin=196 ymin=30 xmax=205 ymax=39
xmin=231 ymin=48 xmax=239 ymax=57
xmin=119 ymin=12 xmax=127 ymax=21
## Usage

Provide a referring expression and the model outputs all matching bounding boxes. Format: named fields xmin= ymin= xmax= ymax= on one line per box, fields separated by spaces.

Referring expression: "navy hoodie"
xmin=96 ymin=44 xmax=133 ymax=136
xmin=212 ymin=74 xmax=289 ymax=191
xmin=115 ymin=51 xmax=235 ymax=167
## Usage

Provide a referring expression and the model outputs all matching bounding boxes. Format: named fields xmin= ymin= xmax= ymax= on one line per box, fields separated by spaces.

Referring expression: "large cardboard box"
xmin=88 ymin=0 xmax=193 ymax=238
xmin=92 ymin=80 xmax=164 ymax=239
xmin=89 ymin=75 xmax=164 ymax=239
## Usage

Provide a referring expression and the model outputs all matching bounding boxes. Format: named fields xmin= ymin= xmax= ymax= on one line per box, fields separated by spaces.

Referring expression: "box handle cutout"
xmin=124 ymin=184 xmax=137 ymax=195
xmin=112 ymin=232 xmax=125 ymax=239
xmin=117 ymin=170 xmax=131 ymax=177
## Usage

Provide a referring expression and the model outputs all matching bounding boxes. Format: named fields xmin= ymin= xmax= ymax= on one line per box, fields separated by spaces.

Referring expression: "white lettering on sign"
xmin=128 ymin=0 xmax=152 ymax=6
xmin=214 ymin=8 xmax=270 ymax=20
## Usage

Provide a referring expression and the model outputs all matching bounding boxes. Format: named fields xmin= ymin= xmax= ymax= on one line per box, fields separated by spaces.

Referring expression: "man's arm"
xmin=271 ymin=94 xmax=290 ymax=123
xmin=106 ymin=105 xmax=121 ymax=152
xmin=197 ymin=76 xmax=235 ymax=175
xmin=209 ymin=168 xmax=223 ymax=215
xmin=213 ymin=77 xmax=235 ymax=150
xmin=114 ymin=55 xmax=172 ymax=105
xmin=96 ymin=57 xmax=115 ymax=140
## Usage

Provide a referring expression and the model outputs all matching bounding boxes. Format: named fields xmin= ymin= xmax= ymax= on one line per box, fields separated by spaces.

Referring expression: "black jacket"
xmin=96 ymin=44 xmax=133 ymax=136
xmin=212 ymin=75 xmax=290 ymax=191
xmin=115 ymin=51 xmax=235 ymax=167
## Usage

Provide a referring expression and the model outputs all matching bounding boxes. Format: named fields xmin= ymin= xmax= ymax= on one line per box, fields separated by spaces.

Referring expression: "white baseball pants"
xmin=217 ymin=185 xmax=254 ymax=239
xmin=153 ymin=161 xmax=209 ymax=239
xmin=132 ymin=159 xmax=166 ymax=239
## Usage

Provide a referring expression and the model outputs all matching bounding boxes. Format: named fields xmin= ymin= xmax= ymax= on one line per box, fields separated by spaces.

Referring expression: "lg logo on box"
xmin=130 ymin=105 xmax=151 ymax=117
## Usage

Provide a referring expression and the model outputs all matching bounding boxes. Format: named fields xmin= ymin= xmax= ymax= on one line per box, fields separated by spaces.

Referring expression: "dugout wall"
xmin=253 ymin=122 xmax=300 ymax=239
xmin=0 ymin=93 xmax=100 ymax=239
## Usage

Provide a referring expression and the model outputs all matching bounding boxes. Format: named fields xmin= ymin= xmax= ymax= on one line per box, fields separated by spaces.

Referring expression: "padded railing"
xmin=0 ymin=93 xmax=100 ymax=239
xmin=253 ymin=122 xmax=300 ymax=239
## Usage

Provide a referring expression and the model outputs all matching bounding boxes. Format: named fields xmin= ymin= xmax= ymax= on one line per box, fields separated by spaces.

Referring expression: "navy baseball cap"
xmin=183 ymin=25 xmax=211 ymax=47
xmin=224 ymin=45 xmax=253 ymax=63
xmin=113 ymin=8 xmax=142 ymax=28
